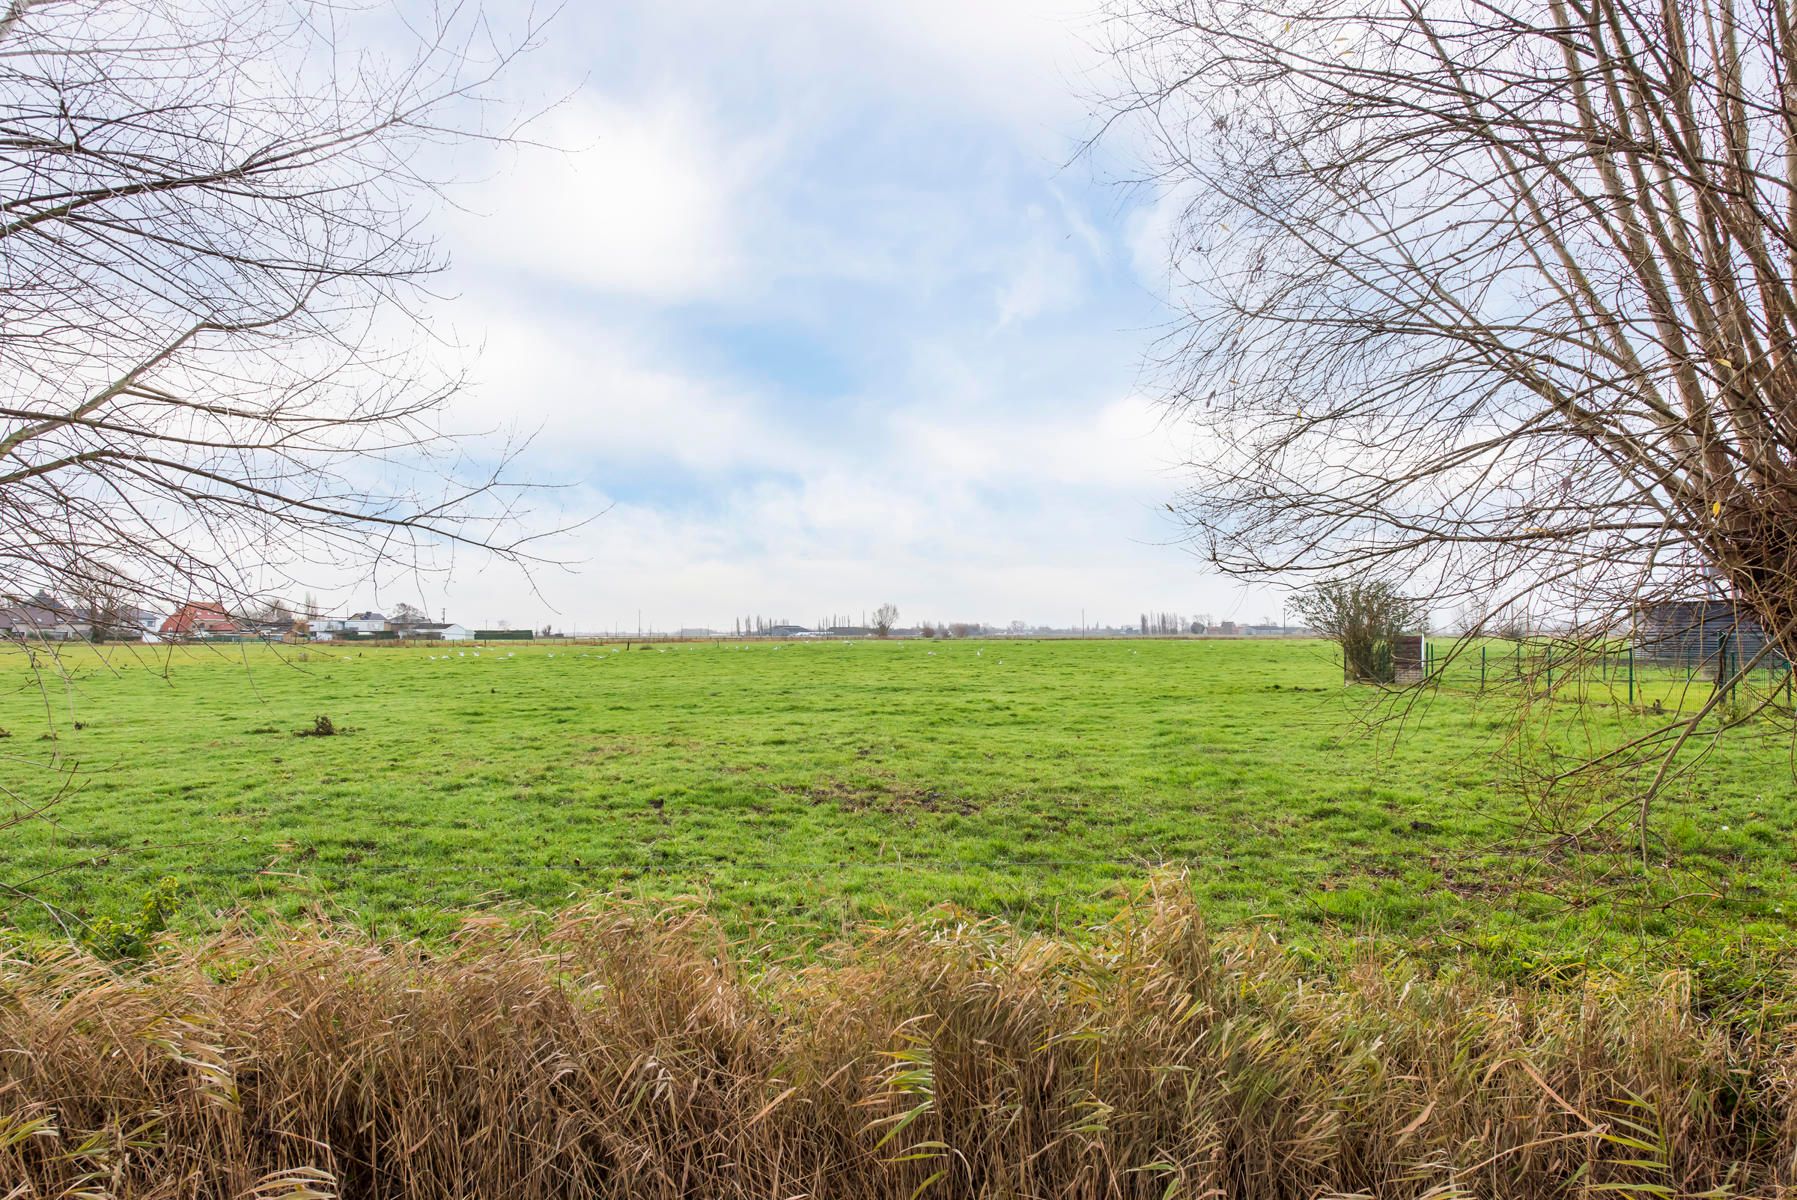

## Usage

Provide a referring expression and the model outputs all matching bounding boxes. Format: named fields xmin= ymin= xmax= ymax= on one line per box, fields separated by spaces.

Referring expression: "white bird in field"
xmin=976 ymin=650 xmax=982 ymax=656
xmin=507 ymin=652 xmax=515 ymax=658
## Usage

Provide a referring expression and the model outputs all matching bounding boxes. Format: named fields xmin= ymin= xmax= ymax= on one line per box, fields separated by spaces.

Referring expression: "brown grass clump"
xmin=1 ymin=882 xmax=1793 ymax=1198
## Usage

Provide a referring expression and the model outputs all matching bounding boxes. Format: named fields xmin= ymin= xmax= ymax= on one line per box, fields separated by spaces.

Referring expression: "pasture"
xmin=0 ymin=637 xmax=1792 ymax=975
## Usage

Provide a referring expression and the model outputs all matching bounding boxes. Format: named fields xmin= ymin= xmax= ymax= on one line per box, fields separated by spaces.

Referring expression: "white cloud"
xmin=370 ymin=2 xmax=1286 ymax=631
xmin=994 ymin=219 xmax=1086 ymax=327
xmin=450 ymin=313 xmax=789 ymax=474
xmin=1124 ymin=181 xmax=1197 ymax=293
xmin=815 ymin=0 xmax=1109 ymax=137
xmin=451 ymin=95 xmax=768 ymax=302
xmin=891 ymin=395 xmax=1179 ymax=493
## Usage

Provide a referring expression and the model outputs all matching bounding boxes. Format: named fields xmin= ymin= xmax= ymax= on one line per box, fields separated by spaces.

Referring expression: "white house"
xmin=345 ymin=611 xmax=389 ymax=634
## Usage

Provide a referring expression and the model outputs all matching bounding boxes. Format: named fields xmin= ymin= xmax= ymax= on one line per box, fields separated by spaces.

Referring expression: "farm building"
xmin=159 ymin=602 xmax=242 ymax=639
xmin=396 ymin=622 xmax=472 ymax=641
xmin=1633 ymin=600 xmax=1785 ymax=669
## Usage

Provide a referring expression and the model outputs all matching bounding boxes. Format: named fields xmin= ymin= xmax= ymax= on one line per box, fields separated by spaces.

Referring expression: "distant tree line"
xmin=918 ymin=622 xmax=985 ymax=639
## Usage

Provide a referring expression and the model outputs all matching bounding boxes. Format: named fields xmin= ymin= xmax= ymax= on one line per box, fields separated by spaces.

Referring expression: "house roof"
xmin=0 ymin=600 xmax=68 ymax=626
xmin=160 ymin=602 xmax=240 ymax=634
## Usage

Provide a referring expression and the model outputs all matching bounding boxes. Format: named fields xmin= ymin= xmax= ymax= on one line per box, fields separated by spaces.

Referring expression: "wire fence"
xmin=1408 ymin=635 xmax=1796 ymax=714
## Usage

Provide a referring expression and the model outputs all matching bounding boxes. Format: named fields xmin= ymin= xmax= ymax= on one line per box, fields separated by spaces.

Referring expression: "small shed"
xmin=1390 ymin=634 xmax=1427 ymax=683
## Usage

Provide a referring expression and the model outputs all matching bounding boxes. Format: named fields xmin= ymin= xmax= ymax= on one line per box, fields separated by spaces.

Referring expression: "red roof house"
xmin=160 ymin=602 xmax=242 ymax=638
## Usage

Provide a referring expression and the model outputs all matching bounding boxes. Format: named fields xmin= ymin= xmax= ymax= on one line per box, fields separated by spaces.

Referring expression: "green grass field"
xmin=1 ymin=637 xmax=1792 ymax=975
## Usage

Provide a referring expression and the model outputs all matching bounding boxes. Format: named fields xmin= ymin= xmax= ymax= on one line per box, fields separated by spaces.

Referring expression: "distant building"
xmin=160 ymin=602 xmax=242 ymax=639
xmin=244 ymin=614 xmax=296 ymax=640
xmin=826 ymin=625 xmax=873 ymax=637
xmin=1634 ymin=600 xmax=1782 ymax=669
xmin=395 ymin=621 xmax=472 ymax=641
xmin=765 ymin=624 xmax=812 ymax=637
xmin=345 ymin=611 xmax=390 ymax=634
xmin=0 ymin=596 xmax=88 ymax=640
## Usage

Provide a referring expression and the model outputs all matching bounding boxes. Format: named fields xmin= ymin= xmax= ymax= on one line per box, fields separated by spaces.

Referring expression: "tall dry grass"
xmin=1 ymin=883 xmax=1792 ymax=1198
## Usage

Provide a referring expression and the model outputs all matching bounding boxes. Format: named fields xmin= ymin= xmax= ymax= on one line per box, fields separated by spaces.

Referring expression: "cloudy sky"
xmin=400 ymin=1 xmax=1282 ymax=632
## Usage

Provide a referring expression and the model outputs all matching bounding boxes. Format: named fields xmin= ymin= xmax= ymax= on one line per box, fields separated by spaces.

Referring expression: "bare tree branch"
xmin=0 ymin=0 xmax=562 ymax=625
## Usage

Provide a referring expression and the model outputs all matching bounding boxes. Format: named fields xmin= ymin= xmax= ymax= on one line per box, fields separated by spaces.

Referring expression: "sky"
xmin=387 ymin=0 xmax=1286 ymax=633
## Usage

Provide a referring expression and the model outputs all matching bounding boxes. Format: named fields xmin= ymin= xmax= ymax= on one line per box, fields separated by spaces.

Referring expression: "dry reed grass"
xmin=1 ymin=882 xmax=1792 ymax=1198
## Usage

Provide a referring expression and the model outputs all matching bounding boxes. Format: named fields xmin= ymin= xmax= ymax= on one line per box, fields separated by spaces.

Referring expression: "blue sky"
xmin=395 ymin=0 xmax=1284 ymax=631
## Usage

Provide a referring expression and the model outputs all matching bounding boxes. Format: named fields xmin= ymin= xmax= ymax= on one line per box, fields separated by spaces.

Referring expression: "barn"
xmin=1633 ymin=600 xmax=1784 ymax=670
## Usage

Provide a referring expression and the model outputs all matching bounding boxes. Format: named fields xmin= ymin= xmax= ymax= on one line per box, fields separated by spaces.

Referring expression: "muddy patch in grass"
xmin=780 ymin=777 xmax=978 ymax=815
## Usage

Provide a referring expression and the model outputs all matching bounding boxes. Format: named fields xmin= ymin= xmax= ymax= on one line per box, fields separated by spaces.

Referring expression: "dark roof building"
xmin=0 ymin=596 xmax=87 ymax=639
xmin=1634 ymin=599 xmax=1783 ymax=669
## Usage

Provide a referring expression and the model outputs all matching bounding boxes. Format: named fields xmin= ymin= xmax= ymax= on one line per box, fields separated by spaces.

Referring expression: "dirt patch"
xmin=779 ymin=778 xmax=978 ymax=816
xmin=580 ymin=737 xmax=644 ymax=760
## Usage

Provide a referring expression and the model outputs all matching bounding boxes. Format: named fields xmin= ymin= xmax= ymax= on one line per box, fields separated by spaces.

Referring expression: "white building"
xmin=345 ymin=611 xmax=390 ymax=634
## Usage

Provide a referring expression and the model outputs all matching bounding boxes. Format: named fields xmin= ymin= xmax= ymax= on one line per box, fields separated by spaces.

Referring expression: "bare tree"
xmin=390 ymin=602 xmax=429 ymax=626
xmin=1103 ymin=0 xmax=1797 ymax=820
xmin=0 ymin=0 xmax=554 ymax=632
xmin=242 ymin=596 xmax=295 ymax=627
xmin=872 ymin=602 xmax=899 ymax=637
xmin=71 ymin=579 xmax=132 ymax=642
